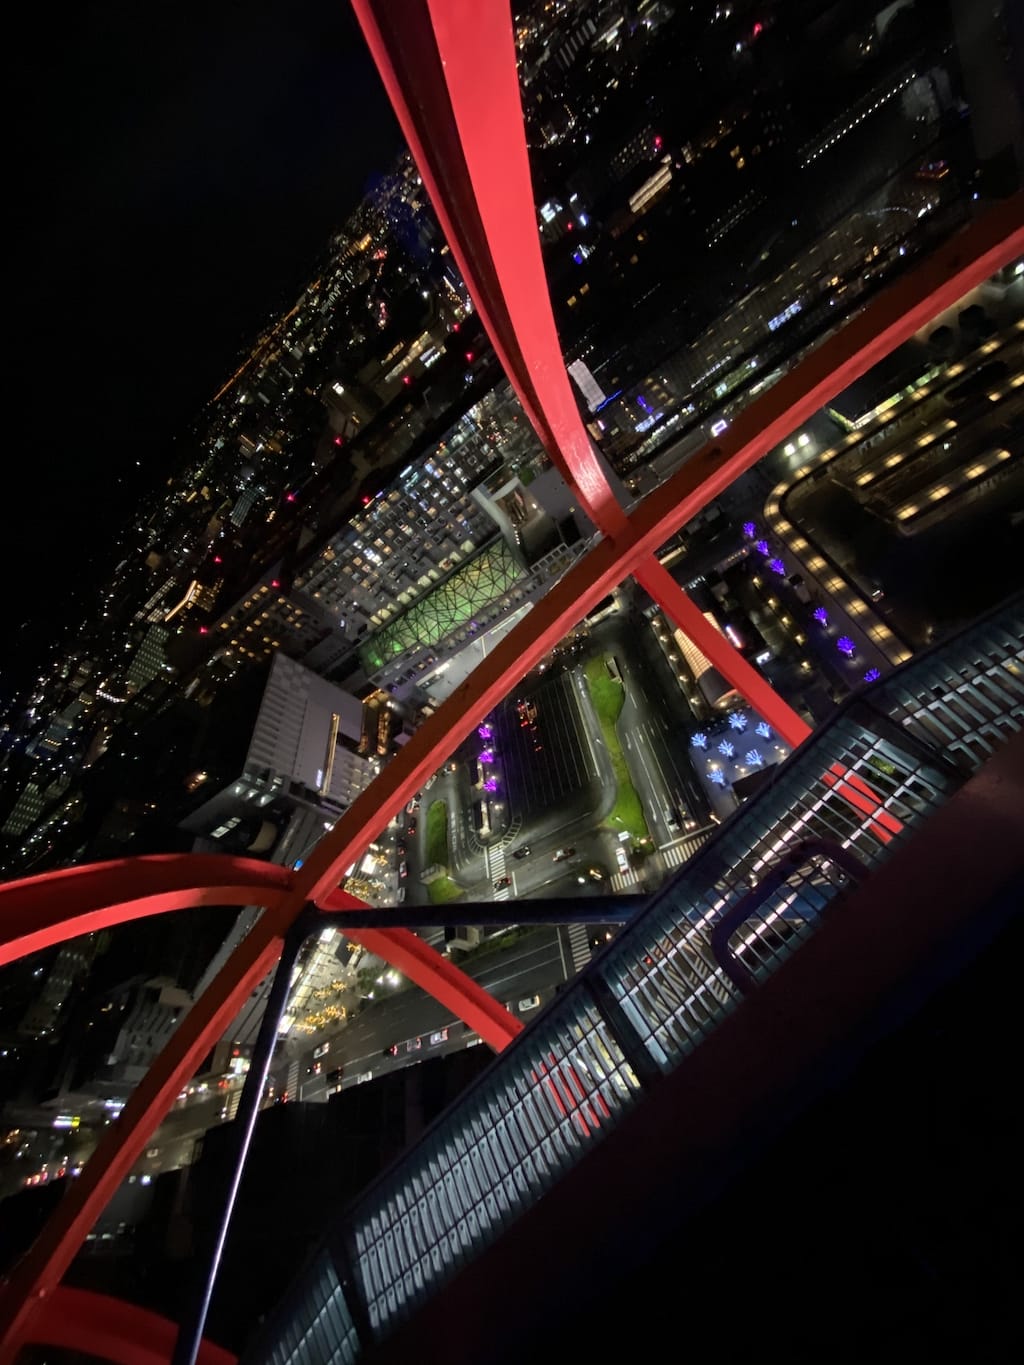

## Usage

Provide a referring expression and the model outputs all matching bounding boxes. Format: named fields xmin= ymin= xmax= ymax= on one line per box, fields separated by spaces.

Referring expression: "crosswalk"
xmin=285 ymin=1059 xmax=300 ymax=1103
xmin=611 ymin=868 xmax=641 ymax=892
xmin=566 ymin=922 xmax=592 ymax=975
xmin=486 ymin=844 xmax=512 ymax=900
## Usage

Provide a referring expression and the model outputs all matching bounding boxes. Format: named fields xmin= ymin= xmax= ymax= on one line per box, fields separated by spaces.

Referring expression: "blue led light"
xmin=691 ymin=732 xmax=708 ymax=749
xmin=837 ymin=635 xmax=856 ymax=657
xmin=755 ymin=721 xmax=772 ymax=739
xmin=718 ymin=740 xmax=736 ymax=758
xmin=728 ymin=712 xmax=748 ymax=731
xmin=863 ymin=667 xmax=881 ymax=683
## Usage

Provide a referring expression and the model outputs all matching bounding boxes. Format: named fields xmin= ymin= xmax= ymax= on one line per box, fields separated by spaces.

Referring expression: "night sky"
xmin=6 ymin=0 xmax=401 ymax=692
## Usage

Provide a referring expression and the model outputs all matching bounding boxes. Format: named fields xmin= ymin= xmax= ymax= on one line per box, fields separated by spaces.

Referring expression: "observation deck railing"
xmin=251 ymin=595 xmax=1024 ymax=1365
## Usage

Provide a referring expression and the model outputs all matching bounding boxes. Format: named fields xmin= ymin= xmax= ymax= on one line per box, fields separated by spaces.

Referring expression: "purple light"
xmin=477 ymin=724 xmax=492 ymax=740
xmin=755 ymin=539 xmax=770 ymax=555
xmin=718 ymin=740 xmax=736 ymax=759
xmin=708 ymin=769 xmax=727 ymax=786
xmin=637 ymin=395 xmax=652 ymax=412
xmin=483 ymin=778 xmax=498 ymax=792
xmin=742 ymin=522 xmax=757 ymax=538
xmin=744 ymin=749 xmax=763 ymax=766
xmin=837 ymin=635 xmax=856 ymax=658
xmin=863 ymin=667 xmax=882 ymax=683
xmin=691 ymin=732 xmax=708 ymax=749
xmin=812 ymin=606 xmax=829 ymax=625
xmin=479 ymin=749 xmax=494 ymax=764
xmin=768 ymin=557 xmax=786 ymax=575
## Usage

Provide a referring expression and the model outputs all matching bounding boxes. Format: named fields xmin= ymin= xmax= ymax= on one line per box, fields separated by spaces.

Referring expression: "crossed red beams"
xmin=1 ymin=0 xmax=1021 ymax=1354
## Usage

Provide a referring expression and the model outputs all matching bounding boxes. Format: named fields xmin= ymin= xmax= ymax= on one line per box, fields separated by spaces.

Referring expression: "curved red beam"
xmin=351 ymin=0 xmax=630 ymax=538
xmin=20 ymin=1285 xmax=236 ymax=1365
xmin=0 ymin=909 xmax=289 ymax=1355
xmin=0 ymin=854 xmax=294 ymax=969
xmin=342 ymin=926 xmax=523 ymax=1050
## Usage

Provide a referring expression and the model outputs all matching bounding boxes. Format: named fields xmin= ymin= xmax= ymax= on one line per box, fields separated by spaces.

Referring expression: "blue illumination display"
xmin=755 ymin=721 xmax=772 ymax=739
xmin=812 ymin=606 xmax=829 ymax=625
xmin=728 ymin=711 xmax=748 ymax=732
xmin=755 ymin=539 xmax=770 ymax=555
xmin=744 ymin=750 xmax=763 ymax=766
xmin=708 ymin=769 xmax=727 ymax=786
xmin=742 ymin=521 xmax=757 ymax=538
xmin=837 ymin=635 xmax=856 ymax=657
xmin=863 ymin=667 xmax=882 ymax=683
xmin=691 ymin=731 xmax=709 ymax=749
xmin=768 ymin=557 xmax=786 ymax=575
xmin=718 ymin=740 xmax=736 ymax=758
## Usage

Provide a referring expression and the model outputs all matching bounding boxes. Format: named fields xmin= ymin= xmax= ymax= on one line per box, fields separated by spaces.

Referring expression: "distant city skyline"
xmin=6 ymin=0 xmax=401 ymax=690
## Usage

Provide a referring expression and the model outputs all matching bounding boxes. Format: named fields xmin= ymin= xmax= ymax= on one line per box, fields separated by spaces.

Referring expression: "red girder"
xmin=1 ymin=0 xmax=1021 ymax=1354
xmin=0 ymin=854 xmax=294 ymax=969
xmin=22 ymin=1286 xmax=236 ymax=1365
xmin=341 ymin=926 xmax=524 ymax=1047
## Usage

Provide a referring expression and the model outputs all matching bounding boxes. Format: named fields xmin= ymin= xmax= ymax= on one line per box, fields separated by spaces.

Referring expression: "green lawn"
xmin=583 ymin=656 xmax=651 ymax=843
xmin=427 ymin=875 xmax=463 ymax=905
xmin=425 ymin=799 xmax=449 ymax=867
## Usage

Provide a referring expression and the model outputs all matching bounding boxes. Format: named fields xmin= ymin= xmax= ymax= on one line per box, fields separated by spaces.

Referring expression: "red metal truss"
xmin=25 ymin=1286 xmax=236 ymax=1365
xmin=350 ymin=0 xmax=630 ymax=538
xmin=0 ymin=854 xmax=294 ymax=969
xmin=0 ymin=0 xmax=1021 ymax=1353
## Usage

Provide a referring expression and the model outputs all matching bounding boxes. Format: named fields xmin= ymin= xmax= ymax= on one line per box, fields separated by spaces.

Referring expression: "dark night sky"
xmin=6 ymin=0 xmax=401 ymax=692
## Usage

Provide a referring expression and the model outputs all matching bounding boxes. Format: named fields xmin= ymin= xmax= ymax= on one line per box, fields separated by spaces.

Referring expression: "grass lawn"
xmin=584 ymin=656 xmax=651 ymax=842
xmin=427 ymin=875 xmax=463 ymax=905
xmin=426 ymin=799 xmax=449 ymax=867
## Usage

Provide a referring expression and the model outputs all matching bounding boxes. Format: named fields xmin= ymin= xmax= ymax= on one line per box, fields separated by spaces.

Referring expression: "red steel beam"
xmin=291 ymin=188 xmax=1024 ymax=914
xmin=351 ymin=0 xmax=630 ymax=538
xmin=0 ymin=910 xmax=289 ymax=1356
xmin=341 ymin=926 xmax=523 ymax=1049
xmin=0 ymin=854 xmax=294 ymax=969
xmin=19 ymin=1285 xmax=236 ymax=1365
xmin=634 ymin=555 xmax=813 ymax=747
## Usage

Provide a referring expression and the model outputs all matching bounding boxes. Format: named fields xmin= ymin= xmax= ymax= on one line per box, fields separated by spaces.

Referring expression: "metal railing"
xmin=250 ymin=594 xmax=1024 ymax=1365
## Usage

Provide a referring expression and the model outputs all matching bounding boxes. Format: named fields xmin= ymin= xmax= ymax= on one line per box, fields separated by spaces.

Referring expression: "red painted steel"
xmin=350 ymin=0 xmax=629 ymax=537
xmin=0 ymin=0 xmax=1020 ymax=1353
xmin=634 ymin=556 xmax=812 ymax=747
xmin=0 ymin=912 xmax=288 ymax=1356
xmin=21 ymin=1285 xmax=236 ymax=1365
xmin=0 ymin=854 xmax=294 ymax=969
xmin=341 ymin=926 xmax=524 ymax=1049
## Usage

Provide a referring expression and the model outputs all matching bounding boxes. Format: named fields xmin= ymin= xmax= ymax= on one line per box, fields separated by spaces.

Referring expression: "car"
xmin=383 ymin=1044 xmax=398 ymax=1057
xmin=494 ymin=875 xmax=511 ymax=889
xmin=429 ymin=1028 xmax=449 ymax=1045
xmin=406 ymin=1036 xmax=422 ymax=1052
xmin=405 ymin=799 xmax=419 ymax=815
xmin=396 ymin=887 xmax=406 ymax=903
xmin=512 ymin=846 xmax=531 ymax=860
xmin=553 ymin=847 xmax=575 ymax=862
xmin=408 ymin=822 xmax=417 ymax=836
xmin=399 ymin=861 xmax=408 ymax=878
xmin=396 ymin=842 xmax=406 ymax=855
xmin=517 ymin=995 xmax=541 ymax=1012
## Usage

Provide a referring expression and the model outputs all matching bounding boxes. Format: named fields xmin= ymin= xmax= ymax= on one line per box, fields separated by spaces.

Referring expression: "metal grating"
xmin=260 ymin=1251 xmax=359 ymax=1365
xmin=349 ymin=995 xmax=639 ymax=1333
